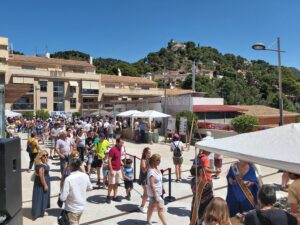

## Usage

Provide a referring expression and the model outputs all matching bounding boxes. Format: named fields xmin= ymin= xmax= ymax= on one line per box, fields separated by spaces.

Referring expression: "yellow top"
xmin=28 ymin=138 xmax=39 ymax=153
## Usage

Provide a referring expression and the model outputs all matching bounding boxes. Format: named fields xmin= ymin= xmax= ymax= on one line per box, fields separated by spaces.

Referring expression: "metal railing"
xmin=12 ymin=103 xmax=34 ymax=110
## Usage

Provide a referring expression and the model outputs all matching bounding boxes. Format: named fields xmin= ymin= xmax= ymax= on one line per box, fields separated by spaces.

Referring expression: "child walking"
xmin=123 ymin=158 xmax=134 ymax=200
xmin=102 ymin=150 xmax=110 ymax=188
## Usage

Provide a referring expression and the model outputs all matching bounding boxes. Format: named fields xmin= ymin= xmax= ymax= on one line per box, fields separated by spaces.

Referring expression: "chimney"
xmin=89 ymin=56 xmax=93 ymax=65
xmin=45 ymin=52 xmax=50 ymax=58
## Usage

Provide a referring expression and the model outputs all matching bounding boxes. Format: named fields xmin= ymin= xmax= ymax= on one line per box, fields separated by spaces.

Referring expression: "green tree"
xmin=22 ymin=112 xmax=34 ymax=119
xmin=72 ymin=112 xmax=82 ymax=118
xmin=175 ymin=111 xmax=198 ymax=132
xmin=35 ymin=109 xmax=50 ymax=119
xmin=231 ymin=115 xmax=259 ymax=133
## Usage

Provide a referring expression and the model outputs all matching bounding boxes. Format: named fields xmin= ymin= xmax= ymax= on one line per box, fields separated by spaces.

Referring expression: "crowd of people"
xmin=5 ymin=115 xmax=300 ymax=224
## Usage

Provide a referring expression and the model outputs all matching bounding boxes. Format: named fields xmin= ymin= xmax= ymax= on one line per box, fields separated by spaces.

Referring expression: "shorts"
xmin=108 ymin=170 xmax=121 ymax=185
xmin=173 ymin=157 xmax=183 ymax=165
xmin=51 ymin=139 xmax=57 ymax=148
xmin=124 ymin=180 xmax=133 ymax=189
xmin=214 ymin=158 xmax=223 ymax=168
xmin=87 ymin=154 xmax=94 ymax=165
xmin=149 ymin=196 xmax=164 ymax=204
xmin=102 ymin=168 xmax=109 ymax=177
xmin=92 ymin=158 xmax=103 ymax=168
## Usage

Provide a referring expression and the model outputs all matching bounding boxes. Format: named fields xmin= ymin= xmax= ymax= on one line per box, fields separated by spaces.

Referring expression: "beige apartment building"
xmin=1 ymin=36 xmax=164 ymax=116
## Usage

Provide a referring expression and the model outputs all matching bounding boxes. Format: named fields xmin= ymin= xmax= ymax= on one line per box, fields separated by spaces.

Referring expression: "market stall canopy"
xmin=196 ymin=123 xmax=300 ymax=174
xmin=117 ymin=110 xmax=141 ymax=117
xmin=5 ymin=109 xmax=21 ymax=118
xmin=132 ymin=110 xmax=171 ymax=118
xmin=90 ymin=110 xmax=114 ymax=116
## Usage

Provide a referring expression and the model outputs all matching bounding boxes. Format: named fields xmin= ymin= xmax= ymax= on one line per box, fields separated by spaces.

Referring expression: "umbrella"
xmin=117 ymin=110 xmax=141 ymax=117
xmin=132 ymin=110 xmax=170 ymax=118
xmin=196 ymin=123 xmax=300 ymax=174
xmin=5 ymin=109 xmax=21 ymax=118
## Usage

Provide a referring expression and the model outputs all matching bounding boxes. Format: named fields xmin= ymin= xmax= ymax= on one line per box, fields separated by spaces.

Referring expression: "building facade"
xmin=1 ymin=36 xmax=165 ymax=116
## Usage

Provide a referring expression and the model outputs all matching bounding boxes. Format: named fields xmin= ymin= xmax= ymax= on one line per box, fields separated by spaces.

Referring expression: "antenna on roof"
xmin=35 ymin=47 xmax=38 ymax=56
xmin=45 ymin=45 xmax=48 ymax=53
xmin=10 ymin=43 xmax=13 ymax=54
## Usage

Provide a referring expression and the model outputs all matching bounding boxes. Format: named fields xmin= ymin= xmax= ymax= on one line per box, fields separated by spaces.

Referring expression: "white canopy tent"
xmin=5 ymin=109 xmax=21 ymax=118
xmin=196 ymin=123 xmax=300 ymax=174
xmin=132 ymin=110 xmax=170 ymax=118
xmin=117 ymin=110 xmax=141 ymax=117
xmin=90 ymin=110 xmax=114 ymax=117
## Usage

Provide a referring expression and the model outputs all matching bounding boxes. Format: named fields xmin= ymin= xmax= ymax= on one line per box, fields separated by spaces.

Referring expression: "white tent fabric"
xmin=5 ymin=109 xmax=21 ymax=118
xmin=132 ymin=110 xmax=170 ymax=118
xmin=196 ymin=123 xmax=300 ymax=174
xmin=117 ymin=110 xmax=141 ymax=117
xmin=90 ymin=110 xmax=114 ymax=116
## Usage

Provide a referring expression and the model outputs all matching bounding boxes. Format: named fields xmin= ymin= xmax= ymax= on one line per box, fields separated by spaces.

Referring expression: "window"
xmin=21 ymin=65 xmax=36 ymax=70
xmin=81 ymin=89 xmax=99 ymax=95
xmin=70 ymin=86 xmax=76 ymax=93
xmin=70 ymin=98 xmax=76 ymax=109
xmin=39 ymin=81 xmax=47 ymax=92
xmin=40 ymin=97 xmax=47 ymax=109
xmin=53 ymin=81 xmax=64 ymax=111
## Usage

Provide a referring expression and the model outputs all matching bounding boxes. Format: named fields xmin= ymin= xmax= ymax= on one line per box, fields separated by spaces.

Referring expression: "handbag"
xmin=57 ymin=209 xmax=69 ymax=225
xmin=30 ymin=173 xmax=36 ymax=182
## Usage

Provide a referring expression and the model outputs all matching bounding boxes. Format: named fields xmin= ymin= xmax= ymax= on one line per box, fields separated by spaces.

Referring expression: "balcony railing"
xmin=12 ymin=103 xmax=34 ymax=110
xmin=82 ymin=103 xmax=99 ymax=110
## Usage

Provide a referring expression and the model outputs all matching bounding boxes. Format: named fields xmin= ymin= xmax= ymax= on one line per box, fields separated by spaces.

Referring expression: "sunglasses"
xmin=42 ymin=154 xmax=48 ymax=158
xmin=156 ymin=160 xmax=161 ymax=162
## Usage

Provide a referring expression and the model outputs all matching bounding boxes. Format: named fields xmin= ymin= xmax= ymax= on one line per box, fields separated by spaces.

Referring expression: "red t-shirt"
xmin=109 ymin=145 xmax=122 ymax=171
xmin=199 ymin=153 xmax=212 ymax=181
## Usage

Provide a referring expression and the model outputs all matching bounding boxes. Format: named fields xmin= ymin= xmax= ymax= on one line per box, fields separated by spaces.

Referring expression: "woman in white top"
xmin=170 ymin=133 xmax=184 ymax=182
xmin=76 ymin=128 xmax=87 ymax=162
xmin=146 ymin=154 xmax=168 ymax=225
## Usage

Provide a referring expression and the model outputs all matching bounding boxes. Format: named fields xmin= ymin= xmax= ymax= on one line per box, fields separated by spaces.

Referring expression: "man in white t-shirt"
xmin=60 ymin=158 xmax=93 ymax=225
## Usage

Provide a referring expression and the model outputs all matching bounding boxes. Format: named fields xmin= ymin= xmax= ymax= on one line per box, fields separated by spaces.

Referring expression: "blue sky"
xmin=1 ymin=0 xmax=299 ymax=69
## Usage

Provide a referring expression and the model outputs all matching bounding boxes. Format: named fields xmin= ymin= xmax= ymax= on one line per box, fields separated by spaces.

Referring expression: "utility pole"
xmin=192 ymin=61 xmax=196 ymax=92
xmin=0 ymin=84 xmax=5 ymax=138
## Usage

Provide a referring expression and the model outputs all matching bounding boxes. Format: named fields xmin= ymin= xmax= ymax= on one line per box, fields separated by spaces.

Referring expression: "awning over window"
xmin=82 ymin=80 xmax=99 ymax=89
xmin=12 ymin=77 xmax=24 ymax=84
xmin=90 ymin=81 xmax=99 ymax=89
xmin=69 ymin=81 xmax=78 ymax=87
xmin=12 ymin=77 xmax=34 ymax=84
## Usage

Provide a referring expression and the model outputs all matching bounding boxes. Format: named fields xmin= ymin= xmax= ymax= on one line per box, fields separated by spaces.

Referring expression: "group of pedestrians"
xmin=16 ymin=116 xmax=300 ymax=225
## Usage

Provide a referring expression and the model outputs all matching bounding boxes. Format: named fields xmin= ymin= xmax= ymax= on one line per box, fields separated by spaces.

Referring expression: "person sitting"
xmin=244 ymin=184 xmax=297 ymax=225
xmin=202 ymin=197 xmax=232 ymax=225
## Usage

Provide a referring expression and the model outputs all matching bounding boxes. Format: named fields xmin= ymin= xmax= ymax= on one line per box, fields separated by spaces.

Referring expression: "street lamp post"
xmin=252 ymin=37 xmax=285 ymax=126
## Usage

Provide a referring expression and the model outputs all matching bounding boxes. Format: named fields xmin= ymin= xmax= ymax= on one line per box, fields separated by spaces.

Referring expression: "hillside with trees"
xmin=50 ymin=41 xmax=300 ymax=112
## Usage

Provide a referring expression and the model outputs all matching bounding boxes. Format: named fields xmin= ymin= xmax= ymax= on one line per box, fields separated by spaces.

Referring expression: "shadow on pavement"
xmin=116 ymin=219 xmax=149 ymax=224
xmin=87 ymin=195 xmax=107 ymax=204
xmin=167 ymin=206 xmax=190 ymax=217
xmin=50 ymin=176 xmax=61 ymax=182
xmin=115 ymin=203 xmax=139 ymax=212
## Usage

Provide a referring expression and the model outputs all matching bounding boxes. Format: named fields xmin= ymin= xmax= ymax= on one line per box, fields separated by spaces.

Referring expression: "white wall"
xmin=192 ymin=97 xmax=224 ymax=105
xmin=164 ymin=95 xmax=192 ymax=116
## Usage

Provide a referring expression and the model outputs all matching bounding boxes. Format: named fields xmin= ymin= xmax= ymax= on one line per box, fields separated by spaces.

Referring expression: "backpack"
xmin=172 ymin=142 xmax=182 ymax=158
xmin=26 ymin=141 xmax=34 ymax=153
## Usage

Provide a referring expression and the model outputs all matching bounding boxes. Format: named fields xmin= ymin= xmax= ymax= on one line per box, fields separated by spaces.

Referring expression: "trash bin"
xmin=145 ymin=132 xmax=152 ymax=143
xmin=152 ymin=132 xmax=159 ymax=143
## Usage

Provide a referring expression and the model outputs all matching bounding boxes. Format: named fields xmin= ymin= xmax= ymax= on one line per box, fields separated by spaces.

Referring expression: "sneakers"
xmin=106 ymin=196 xmax=111 ymax=204
xmin=138 ymin=206 xmax=147 ymax=213
xmin=43 ymin=211 xmax=48 ymax=216
xmin=126 ymin=192 xmax=131 ymax=201
xmin=112 ymin=196 xmax=121 ymax=202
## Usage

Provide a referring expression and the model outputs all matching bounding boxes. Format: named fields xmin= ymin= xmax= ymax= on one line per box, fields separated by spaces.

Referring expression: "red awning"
xmin=193 ymin=105 xmax=248 ymax=113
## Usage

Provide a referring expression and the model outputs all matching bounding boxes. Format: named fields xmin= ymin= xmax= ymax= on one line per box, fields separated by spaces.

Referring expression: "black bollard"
xmin=133 ymin=155 xmax=136 ymax=182
xmin=164 ymin=168 xmax=176 ymax=202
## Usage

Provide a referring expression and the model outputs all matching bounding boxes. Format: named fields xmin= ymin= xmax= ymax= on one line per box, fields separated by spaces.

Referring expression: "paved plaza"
xmin=19 ymin=133 xmax=286 ymax=225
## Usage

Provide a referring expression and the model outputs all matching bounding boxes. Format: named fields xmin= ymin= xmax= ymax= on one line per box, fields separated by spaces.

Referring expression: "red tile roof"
xmin=8 ymin=54 xmax=95 ymax=68
xmin=193 ymin=105 xmax=247 ymax=113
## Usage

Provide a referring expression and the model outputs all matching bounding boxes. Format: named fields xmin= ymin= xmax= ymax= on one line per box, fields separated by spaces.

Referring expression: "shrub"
xmin=72 ymin=112 xmax=82 ymax=118
xmin=231 ymin=115 xmax=259 ymax=133
xmin=22 ymin=111 xmax=34 ymax=119
xmin=35 ymin=109 xmax=49 ymax=119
